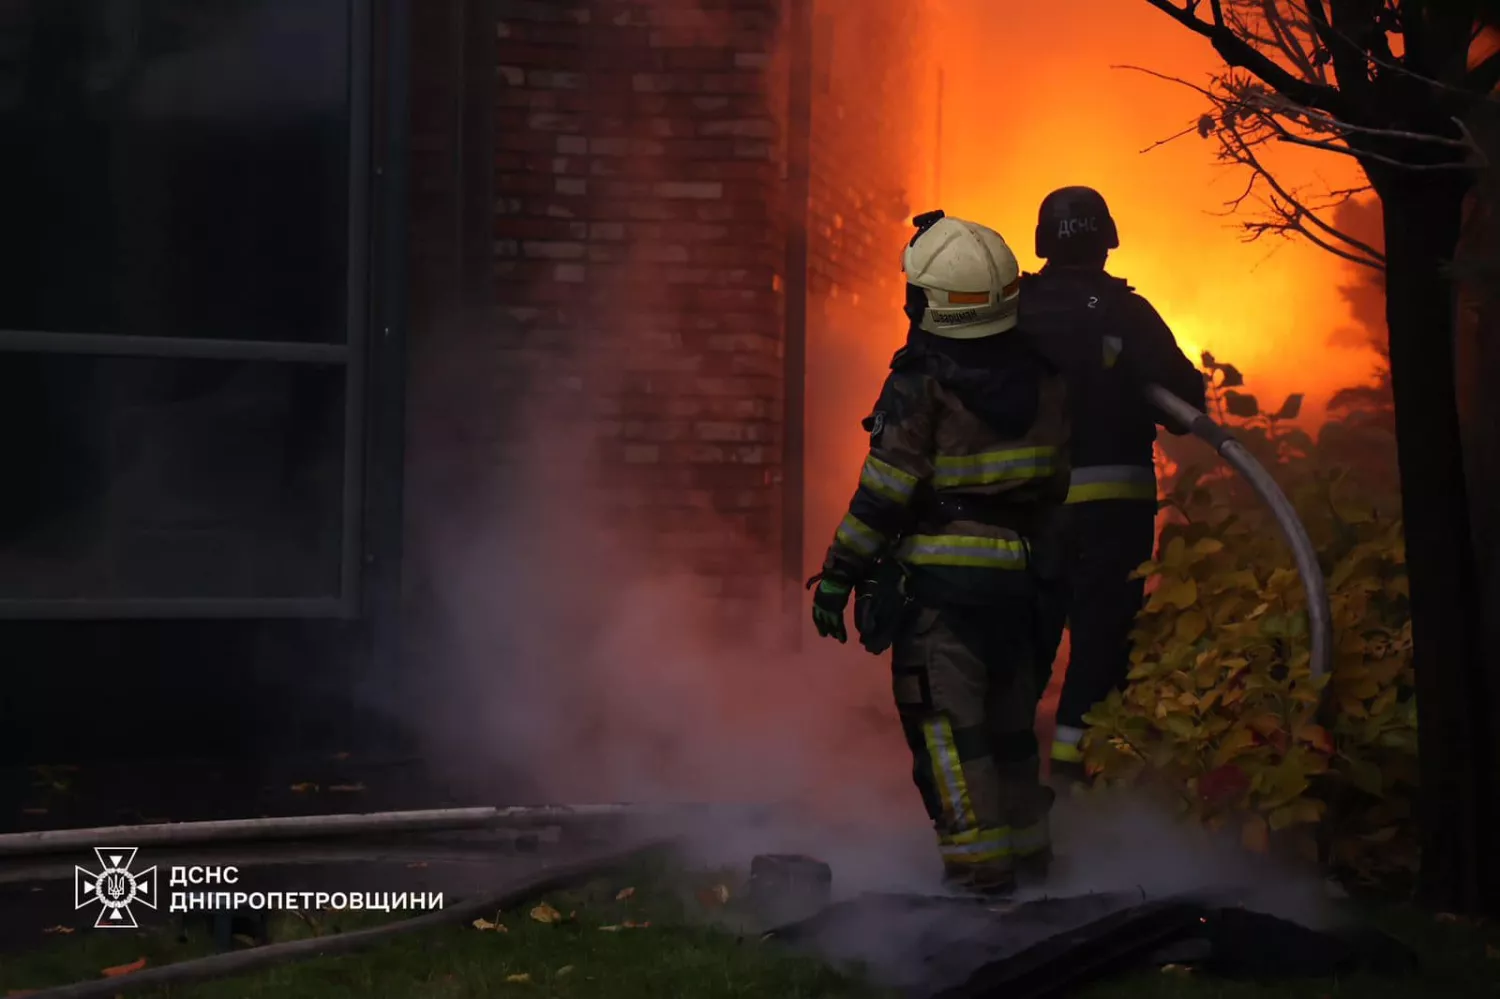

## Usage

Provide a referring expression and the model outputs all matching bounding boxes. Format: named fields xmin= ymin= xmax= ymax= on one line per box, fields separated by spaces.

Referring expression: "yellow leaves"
xmin=471 ymin=917 xmax=508 ymax=932
xmin=529 ymin=903 xmax=563 ymax=925
xmin=1294 ymin=723 xmax=1334 ymax=755
xmin=1174 ymin=610 xmax=1208 ymax=645
xmin=1085 ymin=453 xmax=1415 ymax=878
xmin=1148 ymin=577 xmax=1199 ymax=612
xmin=505 ymin=973 xmax=532 ymax=984
xmin=615 ymin=887 xmax=636 ymax=901
xmin=1268 ymin=798 xmax=1324 ymax=831
xmin=1332 ymin=499 xmax=1374 ymax=524
xmin=1262 ymin=567 xmax=1300 ymax=596
xmin=1211 ymin=728 xmax=1259 ymax=768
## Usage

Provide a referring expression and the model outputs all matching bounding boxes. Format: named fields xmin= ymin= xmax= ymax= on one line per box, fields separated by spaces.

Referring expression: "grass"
xmin=0 ymin=861 xmax=876 ymax=999
xmin=2 ymin=862 xmax=1497 ymax=998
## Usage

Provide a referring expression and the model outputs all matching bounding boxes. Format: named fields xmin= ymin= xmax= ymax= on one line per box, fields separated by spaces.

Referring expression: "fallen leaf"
xmin=328 ymin=783 xmax=365 ymax=793
xmin=504 ymin=973 xmax=531 ymax=983
xmin=21 ymin=807 xmax=47 ymax=815
xmin=1161 ymin=963 xmax=1194 ymax=975
xmin=529 ymin=902 xmax=562 ymax=924
xmin=615 ymin=887 xmax=636 ymax=901
xmin=101 ymin=957 xmax=147 ymax=978
xmin=696 ymin=884 xmax=730 ymax=907
xmin=289 ymin=782 xmax=316 ymax=793
xmin=406 ymin=862 xmax=428 ymax=869
xmin=556 ymin=965 xmax=575 ymax=977
xmin=41 ymin=925 xmax=73 ymax=934
xmin=598 ymin=925 xmax=621 ymax=932
xmin=622 ymin=920 xmax=650 ymax=929
xmin=472 ymin=918 xmax=499 ymax=931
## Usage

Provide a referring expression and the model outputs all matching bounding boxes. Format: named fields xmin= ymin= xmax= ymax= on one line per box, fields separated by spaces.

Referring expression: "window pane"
xmin=0 ymin=1 xmax=352 ymax=342
xmin=0 ymin=354 xmax=346 ymax=600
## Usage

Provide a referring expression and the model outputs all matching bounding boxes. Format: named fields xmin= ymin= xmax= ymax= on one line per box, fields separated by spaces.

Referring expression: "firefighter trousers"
xmin=891 ymin=596 xmax=1053 ymax=883
xmin=1035 ymin=499 xmax=1159 ymax=758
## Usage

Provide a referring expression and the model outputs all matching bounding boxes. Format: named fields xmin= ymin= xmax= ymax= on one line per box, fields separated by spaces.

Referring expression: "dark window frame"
xmin=0 ymin=0 xmax=378 ymax=620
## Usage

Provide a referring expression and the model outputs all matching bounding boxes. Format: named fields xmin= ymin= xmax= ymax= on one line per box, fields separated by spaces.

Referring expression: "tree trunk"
xmin=1377 ymin=171 xmax=1499 ymax=917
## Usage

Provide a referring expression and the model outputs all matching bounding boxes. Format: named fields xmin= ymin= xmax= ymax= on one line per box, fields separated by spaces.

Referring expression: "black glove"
xmin=806 ymin=573 xmax=852 ymax=643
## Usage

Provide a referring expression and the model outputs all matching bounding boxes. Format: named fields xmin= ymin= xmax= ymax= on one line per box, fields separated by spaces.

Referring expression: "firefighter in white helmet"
xmin=808 ymin=211 xmax=1071 ymax=894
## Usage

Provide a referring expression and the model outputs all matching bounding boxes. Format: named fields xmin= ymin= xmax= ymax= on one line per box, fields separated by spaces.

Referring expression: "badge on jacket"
xmin=1102 ymin=335 xmax=1123 ymax=369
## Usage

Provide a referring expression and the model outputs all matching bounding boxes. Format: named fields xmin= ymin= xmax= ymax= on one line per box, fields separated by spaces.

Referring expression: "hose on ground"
xmin=20 ymin=839 xmax=676 ymax=999
xmin=1146 ymin=384 xmax=1333 ymax=680
xmin=0 ymin=803 xmax=707 ymax=858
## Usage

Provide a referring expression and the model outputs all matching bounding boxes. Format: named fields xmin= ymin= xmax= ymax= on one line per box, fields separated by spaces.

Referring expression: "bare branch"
xmin=1244 ymin=214 xmax=1386 ymax=270
xmin=1217 ymin=124 xmax=1388 ymax=266
xmin=1140 ymin=0 xmax=1350 ymax=115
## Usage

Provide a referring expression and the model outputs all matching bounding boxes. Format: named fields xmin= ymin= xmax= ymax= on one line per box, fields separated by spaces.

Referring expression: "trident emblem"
xmin=75 ymin=848 xmax=158 ymax=929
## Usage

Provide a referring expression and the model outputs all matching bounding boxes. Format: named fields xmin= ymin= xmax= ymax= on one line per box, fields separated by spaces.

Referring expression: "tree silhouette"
xmin=1140 ymin=0 xmax=1500 ymax=915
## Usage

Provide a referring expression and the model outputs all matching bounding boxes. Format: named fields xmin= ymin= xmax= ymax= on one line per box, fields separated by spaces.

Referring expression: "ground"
xmin=2 ymin=861 xmax=1497 ymax=999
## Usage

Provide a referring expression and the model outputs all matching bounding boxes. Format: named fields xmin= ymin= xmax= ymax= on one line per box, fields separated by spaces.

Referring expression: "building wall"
xmin=485 ymin=0 xmax=790 ymax=603
xmin=801 ymin=0 xmax=934 ymax=573
xmin=405 ymin=0 xmax=933 ymax=608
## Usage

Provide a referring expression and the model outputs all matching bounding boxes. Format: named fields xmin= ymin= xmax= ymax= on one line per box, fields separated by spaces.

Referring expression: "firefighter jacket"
xmin=1018 ymin=264 xmax=1207 ymax=505
xmin=820 ymin=329 xmax=1070 ymax=604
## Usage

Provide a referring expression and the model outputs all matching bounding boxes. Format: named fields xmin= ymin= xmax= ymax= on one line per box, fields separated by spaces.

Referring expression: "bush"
xmin=1080 ymin=356 xmax=1418 ymax=884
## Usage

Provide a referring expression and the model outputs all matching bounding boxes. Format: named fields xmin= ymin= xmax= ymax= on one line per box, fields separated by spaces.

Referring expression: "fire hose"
xmin=1146 ymin=384 xmax=1332 ymax=680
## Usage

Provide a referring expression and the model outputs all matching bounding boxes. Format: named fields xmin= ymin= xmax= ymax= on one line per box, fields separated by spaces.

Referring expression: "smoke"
xmin=385 ymin=2 xmax=1334 ymax=976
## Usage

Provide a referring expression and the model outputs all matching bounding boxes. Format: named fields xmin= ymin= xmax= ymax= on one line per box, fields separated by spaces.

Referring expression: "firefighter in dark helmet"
xmin=808 ymin=211 xmax=1070 ymax=894
xmin=1020 ymin=186 xmax=1207 ymax=785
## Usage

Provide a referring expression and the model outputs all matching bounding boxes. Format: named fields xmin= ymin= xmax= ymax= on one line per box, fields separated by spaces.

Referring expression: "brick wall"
xmin=487 ymin=0 xmax=789 ymax=600
xmin=801 ymin=0 xmax=934 ymax=572
xmin=405 ymin=0 xmax=933 ymax=606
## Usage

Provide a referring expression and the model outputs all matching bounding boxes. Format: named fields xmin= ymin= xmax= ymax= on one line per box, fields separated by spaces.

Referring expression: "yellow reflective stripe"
xmin=922 ymin=717 xmax=978 ymax=832
xmin=898 ymin=534 xmax=1028 ymax=569
xmin=833 ymin=512 xmax=883 ymax=556
xmin=1065 ymin=464 xmax=1157 ymax=504
xmin=932 ymin=446 xmax=1058 ymax=488
xmin=859 ymin=455 xmax=920 ymax=504
xmin=1050 ymin=739 xmax=1084 ymax=764
xmin=939 ymin=826 xmax=1011 ymax=865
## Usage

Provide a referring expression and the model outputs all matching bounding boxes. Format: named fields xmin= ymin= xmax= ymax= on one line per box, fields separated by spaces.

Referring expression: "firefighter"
xmin=1020 ymin=186 xmax=1207 ymax=785
xmin=808 ymin=211 xmax=1070 ymax=895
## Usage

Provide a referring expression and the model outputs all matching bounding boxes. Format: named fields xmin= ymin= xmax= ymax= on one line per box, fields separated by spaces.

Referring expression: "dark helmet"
xmin=1034 ymin=186 xmax=1119 ymax=261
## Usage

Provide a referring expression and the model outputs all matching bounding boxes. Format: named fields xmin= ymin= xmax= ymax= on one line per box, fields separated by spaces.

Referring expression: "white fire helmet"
xmin=901 ymin=215 xmax=1022 ymax=339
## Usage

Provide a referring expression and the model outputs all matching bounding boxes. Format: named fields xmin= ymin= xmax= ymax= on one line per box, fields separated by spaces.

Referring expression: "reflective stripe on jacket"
xmin=820 ymin=335 xmax=1070 ymax=586
xmin=1065 ymin=464 xmax=1156 ymax=504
